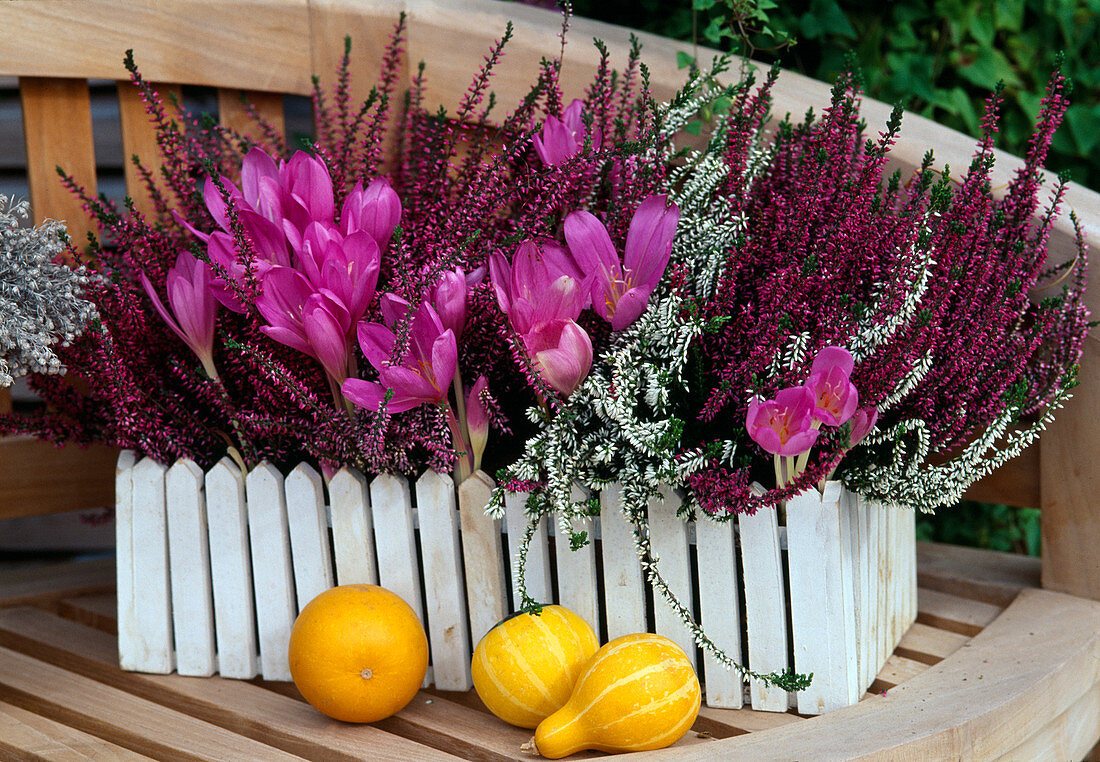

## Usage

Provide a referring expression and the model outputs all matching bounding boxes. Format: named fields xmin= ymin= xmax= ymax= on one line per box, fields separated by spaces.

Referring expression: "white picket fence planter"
xmin=115 ymin=452 xmax=916 ymax=715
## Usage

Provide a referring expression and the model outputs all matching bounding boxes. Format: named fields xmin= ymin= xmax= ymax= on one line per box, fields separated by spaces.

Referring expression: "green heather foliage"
xmin=555 ymin=0 xmax=1100 ymax=192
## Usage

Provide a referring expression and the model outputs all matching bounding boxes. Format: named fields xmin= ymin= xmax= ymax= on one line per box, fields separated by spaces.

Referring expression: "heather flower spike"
xmin=344 ymin=300 xmax=458 ymax=414
xmin=805 ymin=346 xmax=859 ymax=426
xmin=564 ymin=195 xmax=679 ymax=330
xmin=533 ymin=98 xmax=599 ymax=166
xmin=140 ymin=251 xmax=219 ymax=380
xmin=746 ymin=386 xmax=820 ymax=457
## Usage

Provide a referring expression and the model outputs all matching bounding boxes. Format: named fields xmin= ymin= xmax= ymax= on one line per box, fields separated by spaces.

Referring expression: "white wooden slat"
xmin=458 ymin=470 xmax=507 ymax=645
xmin=857 ymin=494 xmax=872 ymax=693
xmin=505 ymin=491 xmax=552 ymax=611
xmin=877 ymin=498 xmax=888 ymax=677
xmin=126 ymin=457 xmax=174 ymax=674
xmin=369 ymin=473 xmax=429 ymax=687
xmin=738 ymin=499 xmax=789 ymax=711
xmin=787 ymin=483 xmax=857 ymax=714
xmin=206 ymin=458 xmax=259 ymax=679
xmin=906 ymin=506 xmax=918 ymax=627
xmin=245 ymin=462 xmax=296 ymax=681
xmin=330 ymin=468 xmax=377 ymax=586
xmin=553 ymin=484 xmax=599 ymax=635
xmin=647 ymin=486 xmax=696 ymax=669
xmin=599 ymin=483 xmax=647 ymax=641
xmin=285 ymin=463 xmax=334 ymax=610
xmin=165 ymin=459 xmax=216 ymax=677
xmin=416 ymin=470 xmax=472 ymax=691
xmin=865 ymin=496 xmax=882 ymax=680
xmin=695 ymin=514 xmax=743 ymax=709
xmin=838 ymin=488 xmax=860 ymax=705
xmin=114 ymin=450 xmax=139 ymax=672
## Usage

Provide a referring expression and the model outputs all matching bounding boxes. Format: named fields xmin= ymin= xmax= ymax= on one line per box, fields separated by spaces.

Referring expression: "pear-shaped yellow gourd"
xmin=472 ymin=605 xmax=599 ymax=728
xmin=533 ymin=633 xmax=701 ymax=758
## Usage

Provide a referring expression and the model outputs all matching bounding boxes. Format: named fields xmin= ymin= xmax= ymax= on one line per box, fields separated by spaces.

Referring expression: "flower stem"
xmin=444 ymin=403 xmax=472 ymax=484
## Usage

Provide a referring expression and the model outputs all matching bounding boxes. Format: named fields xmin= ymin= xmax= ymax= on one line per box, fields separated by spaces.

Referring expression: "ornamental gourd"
xmin=533 ymin=633 xmax=701 ymax=758
xmin=471 ymin=605 xmax=599 ymax=728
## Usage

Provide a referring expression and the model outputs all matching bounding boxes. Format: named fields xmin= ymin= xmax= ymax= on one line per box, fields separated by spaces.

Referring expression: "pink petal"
xmin=357 ymin=322 xmax=397 ymax=370
xmin=563 ymin=210 xmax=620 ymax=285
xmin=240 ymin=147 xmax=280 ymax=209
xmin=623 ymin=195 xmax=679 ymax=291
xmin=811 ymin=346 xmax=854 ymax=377
xmin=380 ymin=365 xmax=442 ymax=404
xmin=260 ymin=324 xmax=313 ymax=357
xmin=429 ymin=328 xmax=458 ymax=393
xmin=303 ymin=301 xmax=350 ymax=383
xmin=609 ymin=286 xmax=652 ymax=331
xmin=283 ymin=151 xmax=334 ymax=223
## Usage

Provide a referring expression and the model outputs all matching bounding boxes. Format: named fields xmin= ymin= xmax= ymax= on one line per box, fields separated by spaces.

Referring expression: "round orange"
xmin=288 ymin=584 xmax=429 ymax=723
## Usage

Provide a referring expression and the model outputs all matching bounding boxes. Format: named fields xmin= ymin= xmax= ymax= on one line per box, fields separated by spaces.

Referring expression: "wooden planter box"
xmin=115 ymin=451 xmax=915 ymax=715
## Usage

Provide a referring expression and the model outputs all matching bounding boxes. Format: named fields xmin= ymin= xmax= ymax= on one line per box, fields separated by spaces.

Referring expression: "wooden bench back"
xmin=1 ymin=0 xmax=1098 ymax=600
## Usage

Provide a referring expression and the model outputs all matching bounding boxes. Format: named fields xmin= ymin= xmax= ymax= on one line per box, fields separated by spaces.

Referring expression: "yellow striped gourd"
xmin=471 ymin=605 xmax=599 ymax=729
xmin=533 ymin=633 xmax=701 ymax=758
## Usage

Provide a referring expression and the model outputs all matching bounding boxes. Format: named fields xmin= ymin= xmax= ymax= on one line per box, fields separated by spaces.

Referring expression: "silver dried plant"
xmin=0 ymin=195 xmax=98 ymax=387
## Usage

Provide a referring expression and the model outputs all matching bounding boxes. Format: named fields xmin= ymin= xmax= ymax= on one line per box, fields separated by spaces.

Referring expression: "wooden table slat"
xmin=0 ymin=700 xmax=153 ymax=761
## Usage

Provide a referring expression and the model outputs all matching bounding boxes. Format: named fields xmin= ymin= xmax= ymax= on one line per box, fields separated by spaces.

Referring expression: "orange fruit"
xmin=288 ymin=584 xmax=429 ymax=723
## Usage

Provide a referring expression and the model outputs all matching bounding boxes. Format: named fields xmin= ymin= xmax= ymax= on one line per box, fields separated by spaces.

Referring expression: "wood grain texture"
xmin=634 ymin=588 xmax=1100 ymax=761
xmin=19 ymin=77 xmax=97 ymax=248
xmin=0 ymin=437 xmax=118 ymax=521
xmin=0 ymin=558 xmax=115 ymax=609
xmin=216 ymin=89 xmax=286 ymax=145
xmin=0 ymin=699 xmax=151 ymax=761
xmin=0 ymin=607 xmax=457 ymax=762
xmin=0 ymin=1 xmax=313 ymax=93
xmin=917 ymin=541 xmax=1041 ymax=608
xmin=1042 ymin=336 xmax=1100 ymax=601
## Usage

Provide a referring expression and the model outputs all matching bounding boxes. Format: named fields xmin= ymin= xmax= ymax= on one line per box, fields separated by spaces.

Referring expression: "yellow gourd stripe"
xmin=599 ymin=678 xmax=698 ymax=733
xmin=474 ymin=645 xmax=542 ymax=717
xmin=529 ymin=610 xmax=570 ymax=683
xmin=500 ymin=625 xmax=555 ymax=703
xmin=574 ymin=657 xmax=684 ymax=718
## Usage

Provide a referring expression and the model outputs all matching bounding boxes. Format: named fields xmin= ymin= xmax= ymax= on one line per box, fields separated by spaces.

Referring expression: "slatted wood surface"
xmin=4 ymin=544 xmax=1096 ymax=760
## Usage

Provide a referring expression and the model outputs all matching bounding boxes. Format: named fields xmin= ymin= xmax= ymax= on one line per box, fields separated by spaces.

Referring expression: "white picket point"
xmin=115 ymin=451 xmax=139 ymax=673
xmin=600 ymin=483 xmax=647 ymax=641
xmin=458 ymin=471 xmax=507 ymax=645
xmin=165 ymin=459 xmax=216 ymax=677
xmin=205 ymin=458 xmax=259 ymax=679
xmin=285 ymin=463 xmax=334 ymax=610
xmin=738 ymin=500 xmax=789 ymax=711
xmin=505 ymin=491 xmax=552 ymax=611
xmin=330 ymin=468 xmax=377 ymax=586
xmin=417 ymin=470 xmax=472 ymax=691
xmin=695 ymin=515 xmax=743 ymax=708
xmin=647 ymin=486 xmax=696 ymax=669
xmin=246 ymin=462 xmax=296 ymax=681
xmin=127 ymin=457 xmax=174 ymax=674
xmin=553 ymin=485 xmax=600 ymax=635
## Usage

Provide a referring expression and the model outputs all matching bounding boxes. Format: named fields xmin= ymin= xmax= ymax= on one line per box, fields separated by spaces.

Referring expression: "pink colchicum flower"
xmin=489 ymin=241 xmax=587 ymax=334
xmin=533 ymin=99 xmax=600 ymax=167
xmin=564 ymin=195 xmax=679 ymax=331
xmin=294 ymin=222 xmax=381 ymax=325
xmin=255 ymin=266 xmax=352 ymax=383
xmin=344 ymin=299 xmax=458 ymax=414
xmin=523 ymin=318 xmax=594 ymax=397
xmin=140 ymin=251 xmax=220 ymax=379
xmin=848 ymin=406 xmax=879 ymax=447
xmin=805 ymin=346 xmax=859 ymax=426
xmin=465 ymin=374 xmax=490 ymax=470
xmin=746 ymin=386 xmax=821 ymax=457
xmin=432 ymin=268 xmax=470 ymax=340
xmin=341 ymin=178 xmax=402 ymax=254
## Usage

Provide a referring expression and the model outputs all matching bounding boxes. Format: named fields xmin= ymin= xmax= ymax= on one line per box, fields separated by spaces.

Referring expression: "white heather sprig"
xmin=0 ymin=196 xmax=98 ymax=387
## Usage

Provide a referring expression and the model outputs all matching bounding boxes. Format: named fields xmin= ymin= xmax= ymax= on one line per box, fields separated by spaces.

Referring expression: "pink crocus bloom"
xmin=848 ymin=406 xmax=879 ymax=446
xmin=432 ymin=268 xmax=469 ymax=339
xmin=523 ymin=318 xmax=594 ymax=397
xmin=255 ymin=266 xmax=352 ymax=383
xmin=341 ymin=178 xmax=402 ymax=254
xmin=343 ymin=300 xmax=458 ymax=414
xmin=465 ymin=374 xmax=490 ymax=470
xmin=489 ymin=240 xmax=587 ymax=335
xmin=805 ymin=346 xmax=859 ymax=426
xmin=533 ymin=99 xmax=600 ymax=166
xmin=563 ymin=195 xmax=679 ymax=331
xmin=294 ymin=222 xmax=381 ymax=325
xmin=140 ymin=251 xmax=220 ymax=379
xmin=746 ymin=386 xmax=821 ymax=456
